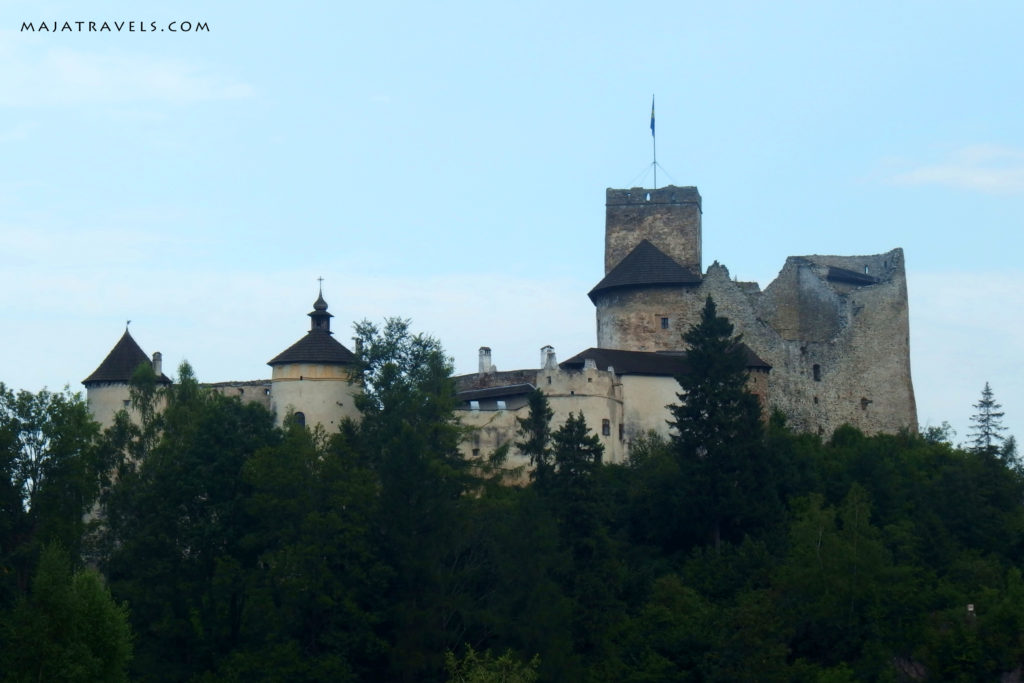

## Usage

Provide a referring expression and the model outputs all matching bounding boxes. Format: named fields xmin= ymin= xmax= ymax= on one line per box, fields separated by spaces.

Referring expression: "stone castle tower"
xmin=266 ymin=288 xmax=361 ymax=429
xmin=83 ymin=328 xmax=171 ymax=427
xmin=591 ymin=185 xmax=918 ymax=435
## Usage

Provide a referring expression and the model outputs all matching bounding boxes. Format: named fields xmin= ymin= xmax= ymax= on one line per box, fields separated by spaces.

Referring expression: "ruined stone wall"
xmin=605 ymin=186 xmax=702 ymax=275
xmin=595 ymin=179 xmax=917 ymax=437
xmin=755 ymin=251 xmax=916 ymax=435
xmin=594 ymin=250 xmax=917 ymax=436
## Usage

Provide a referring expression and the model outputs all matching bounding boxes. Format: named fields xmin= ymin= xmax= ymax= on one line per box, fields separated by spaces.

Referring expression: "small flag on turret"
xmin=650 ymin=95 xmax=655 ymax=136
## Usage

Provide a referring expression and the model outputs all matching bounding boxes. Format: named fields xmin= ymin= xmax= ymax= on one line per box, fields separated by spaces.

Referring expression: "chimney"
xmin=152 ymin=351 xmax=163 ymax=377
xmin=541 ymin=345 xmax=556 ymax=369
xmin=478 ymin=346 xmax=494 ymax=374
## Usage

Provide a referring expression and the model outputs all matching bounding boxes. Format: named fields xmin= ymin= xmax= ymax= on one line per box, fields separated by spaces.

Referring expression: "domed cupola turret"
xmin=310 ymin=288 xmax=333 ymax=333
xmin=267 ymin=286 xmax=361 ymax=428
xmin=268 ymin=288 xmax=355 ymax=367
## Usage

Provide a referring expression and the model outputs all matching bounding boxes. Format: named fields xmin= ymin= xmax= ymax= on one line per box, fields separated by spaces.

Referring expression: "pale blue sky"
xmin=2 ymin=0 xmax=1021 ymax=445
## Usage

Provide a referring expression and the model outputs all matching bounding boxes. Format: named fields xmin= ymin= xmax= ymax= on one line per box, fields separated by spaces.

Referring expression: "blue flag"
xmin=650 ymin=95 xmax=655 ymax=137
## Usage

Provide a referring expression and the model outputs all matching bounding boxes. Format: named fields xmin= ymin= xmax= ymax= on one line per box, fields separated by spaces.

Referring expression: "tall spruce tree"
xmin=969 ymin=382 xmax=1007 ymax=456
xmin=669 ymin=296 xmax=767 ymax=549
xmin=515 ymin=389 xmax=554 ymax=487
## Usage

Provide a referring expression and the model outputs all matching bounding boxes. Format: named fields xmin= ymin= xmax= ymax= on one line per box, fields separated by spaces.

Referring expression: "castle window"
xmin=619 ymin=423 xmax=624 ymax=440
xmin=472 ymin=448 xmax=480 ymax=457
xmin=660 ymin=317 xmax=669 ymax=329
xmin=470 ymin=400 xmax=480 ymax=411
xmin=294 ymin=412 xmax=306 ymax=427
xmin=122 ymin=399 xmax=130 ymax=408
xmin=496 ymin=400 xmax=507 ymax=411
xmin=546 ymin=376 xmax=551 ymax=385
xmin=602 ymin=419 xmax=611 ymax=436
xmin=813 ymin=364 xmax=821 ymax=381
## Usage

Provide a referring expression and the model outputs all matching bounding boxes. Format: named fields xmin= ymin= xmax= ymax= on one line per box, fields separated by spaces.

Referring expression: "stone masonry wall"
xmin=594 ymin=249 xmax=917 ymax=436
xmin=605 ymin=186 xmax=702 ymax=275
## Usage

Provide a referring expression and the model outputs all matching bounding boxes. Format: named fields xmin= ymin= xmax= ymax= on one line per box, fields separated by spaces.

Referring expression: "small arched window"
xmin=294 ymin=411 xmax=306 ymax=427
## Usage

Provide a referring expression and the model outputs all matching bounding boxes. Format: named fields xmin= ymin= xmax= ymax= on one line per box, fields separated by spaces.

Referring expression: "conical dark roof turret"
xmin=83 ymin=329 xmax=171 ymax=385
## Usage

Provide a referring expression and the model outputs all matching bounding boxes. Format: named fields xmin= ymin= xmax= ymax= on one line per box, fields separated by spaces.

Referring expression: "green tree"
xmin=350 ymin=318 xmax=480 ymax=681
xmin=0 ymin=384 xmax=103 ymax=599
xmin=969 ymin=382 xmax=1007 ymax=456
xmin=228 ymin=420 xmax=388 ymax=681
xmin=966 ymin=382 xmax=1007 ymax=462
xmin=101 ymin=362 xmax=279 ymax=681
xmin=775 ymin=486 xmax=897 ymax=670
xmin=669 ymin=296 xmax=769 ymax=549
xmin=547 ymin=411 xmax=603 ymax=500
xmin=1 ymin=543 xmax=132 ymax=683
xmin=445 ymin=645 xmax=539 ymax=683
xmin=515 ymin=389 xmax=554 ymax=486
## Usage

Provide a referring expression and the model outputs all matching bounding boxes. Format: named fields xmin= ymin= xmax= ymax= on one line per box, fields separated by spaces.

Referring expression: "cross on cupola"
xmin=309 ymin=278 xmax=333 ymax=334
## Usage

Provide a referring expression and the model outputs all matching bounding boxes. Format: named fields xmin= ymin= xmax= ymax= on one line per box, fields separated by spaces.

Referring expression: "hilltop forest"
xmin=1 ymin=306 xmax=1022 ymax=682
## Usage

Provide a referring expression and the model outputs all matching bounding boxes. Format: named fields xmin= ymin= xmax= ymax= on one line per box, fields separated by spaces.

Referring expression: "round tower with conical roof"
xmin=83 ymin=328 xmax=172 ymax=427
xmin=267 ymin=289 xmax=361 ymax=428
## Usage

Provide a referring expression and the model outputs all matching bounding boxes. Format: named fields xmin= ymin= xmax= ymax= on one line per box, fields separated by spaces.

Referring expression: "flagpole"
xmin=650 ymin=94 xmax=657 ymax=190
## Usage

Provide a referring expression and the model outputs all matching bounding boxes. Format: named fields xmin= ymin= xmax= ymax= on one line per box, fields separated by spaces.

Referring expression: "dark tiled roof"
xmin=588 ymin=240 xmax=701 ymax=301
xmin=560 ymin=346 xmax=770 ymax=376
xmin=454 ymin=369 xmax=538 ymax=393
xmin=826 ymin=266 xmax=878 ymax=286
xmin=455 ymin=383 xmax=536 ymax=402
xmin=268 ymin=331 xmax=357 ymax=366
xmin=83 ymin=330 xmax=171 ymax=385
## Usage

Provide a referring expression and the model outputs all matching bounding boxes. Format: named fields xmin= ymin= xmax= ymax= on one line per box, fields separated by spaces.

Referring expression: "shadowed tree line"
xmin=2 ymin=304 xmax=1023 ymax=682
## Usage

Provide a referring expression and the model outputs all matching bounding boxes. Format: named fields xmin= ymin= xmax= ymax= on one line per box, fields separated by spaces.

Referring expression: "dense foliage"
xmin=2 ymin=315 xmax=1023 ymax=681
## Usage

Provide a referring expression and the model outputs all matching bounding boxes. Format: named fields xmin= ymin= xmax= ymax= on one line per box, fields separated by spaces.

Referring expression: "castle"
xmin=83 ymin=184 xmax=918 ymax=466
